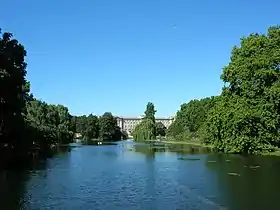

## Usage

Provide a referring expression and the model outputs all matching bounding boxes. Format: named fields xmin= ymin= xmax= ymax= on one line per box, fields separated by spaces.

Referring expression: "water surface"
xmin=1 ymin=141 xmax=280 ymax=210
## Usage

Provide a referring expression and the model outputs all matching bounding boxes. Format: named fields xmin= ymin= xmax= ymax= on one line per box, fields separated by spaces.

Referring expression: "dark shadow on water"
xmin=204 ymin=153 xmax=280 ymax=209
xmin=0 ymin=144 xmax=72 ymax=210
xmin=0 ymin=169 xmax=30 ymax=210
xmin=0 ymin=158 xmax=49 ymax=210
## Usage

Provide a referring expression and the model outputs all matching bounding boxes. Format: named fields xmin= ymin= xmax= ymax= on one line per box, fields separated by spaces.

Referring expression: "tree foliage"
xmin=99 ymin=112 xmax=121 ymax=141
xmin=170 ymin=25 xmax=280 ymax=154
xmin=0 ymin=30 xmax=76 ymax=166
xmin=133 ymin=119 xmax=156 ymax=141
xmin=155 ymin=122 xmax=166 ymax=137
xmin=144 ymin=102 xmax=156 ymax=122
xmin=204 ymin=26 xmax=280 ymax=154
xmin=83 ymin=114 xmax=99 ymax=140
xmin=0 ymin=30 xmax=29 ymax=152
xmin=167 ymin=97 xmax=218 ymax=139
xmin=0 ymin=28 xmax=127 ymax=167
xmin=133 ymin=102 xmax=157 ymax=141
xmin=71 ymin=113 xmax=123 ymax=141
xmin=25 ymin=100 xmax=73 ymax=147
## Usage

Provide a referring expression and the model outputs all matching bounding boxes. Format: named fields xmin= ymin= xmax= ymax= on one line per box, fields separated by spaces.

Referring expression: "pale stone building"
xmin=116 ymin=116 xmax=174 ymax=135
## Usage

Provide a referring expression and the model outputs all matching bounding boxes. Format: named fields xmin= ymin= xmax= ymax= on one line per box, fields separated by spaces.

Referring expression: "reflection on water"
xmin=131 ymin=142 xmax=212 ymax=157
xmin=205 ymin=154 xmax=280 ymax=209
xmin=1 ymin=141 xmax=280 ymax=210
xmin=0 ymin=170 xmax=28 ymax=209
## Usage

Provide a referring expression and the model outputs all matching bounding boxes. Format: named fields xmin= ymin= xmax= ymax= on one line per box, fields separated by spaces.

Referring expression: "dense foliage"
xmin=204 ymin=26 xmax=280 ymax=154
xmin=167 ymin=97 xmax=218 ymax=140
xmin=0 ymin=30 xmax=30 ymax=156
xmin=72 ymin=114 xmax=99 ymax=140
xmin=0 ymin=29 xmax=76 ymax=166
xmin=132 ymin=102 xmax=157 ymax=141
xmin=168 ymin=25 xmax=280 ymax=154
xmin=72 ymin=112 xmax=124 ymax=141
xmin=144 ymin=102 xmax=156 ymax=122
xmin=0 ymin=29 xmax=123 ymax=167
xmin=25 ymin=100 xmax=73 ymax=148
xmin=155 ymin=122 xmax=166 ymax=137
xmin=99 ymin=112 xmax=122 ymax=141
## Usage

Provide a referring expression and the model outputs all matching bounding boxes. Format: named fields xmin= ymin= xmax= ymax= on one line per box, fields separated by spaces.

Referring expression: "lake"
xmin=1 ymin=141 xmax=280 ymax=210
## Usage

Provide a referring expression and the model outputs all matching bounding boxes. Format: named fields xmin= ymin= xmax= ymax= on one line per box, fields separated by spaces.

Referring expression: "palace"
xmin=116 ymin=116 xmax=174 ymax=134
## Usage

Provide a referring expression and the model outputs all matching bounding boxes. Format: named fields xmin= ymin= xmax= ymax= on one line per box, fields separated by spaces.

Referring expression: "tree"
xmin=155 ymin=122 xmax=166 ymax=137
xmin=167 ymin=97 xmax=217 ymax=139
xmin=133 ymin=102 xmax=157 ymax=141
xmin=83 ymin=114 xmax=99 ymax=140
xmin=75 ymin=115 xmax=88 ymax=134
xmin=0 ymin=29 xmax=75 ymax=166
xmin=25 ymin=99 xmax=74 ymax=146
xmin=144 ymin=102 xmax=156 ymax=123
xmin=69 ymin=115 xmax=77 ymax=133
xmin=0 ymin=30 xmax=30 ymax=152
xmin=132 ymin=119 xmax=156 ymax=141
xmin=205 ymin=26 xmax=280 ymax=154
xmin=99 ymin=112 xmax=120 ymax=141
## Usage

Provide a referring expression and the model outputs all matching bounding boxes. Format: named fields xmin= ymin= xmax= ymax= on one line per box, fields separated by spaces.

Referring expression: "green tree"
xmin=99 ymin=112 xmax=120 ymax=141
xmin=0 ymin=30 xmax=30 ymax=153
xmin=133 ymin=119 xmax=156 ymax=141
xmin=0 ymin=29 xmax=75 ymax=166
xmin=205 ymin=26 xmax=280 ymax=154
xmin=133 ymin=102 xmax=157 ymax=141
xmin=82 ymin=114 xmax=99 ymax=140
xmin=167 ymin=97 xmax=217 ymax=140
xmin=25 ymin=99 xmax=74 ymax=146
xmin=155 ymin=122 xmax=166 ymax=137
xmin=144 ymin=102 xmax=157 ymax=123
xmin=75 ymin=115 xmax=88 ymax=134
xmin=69 ymin=115 xmax=77 ymax=133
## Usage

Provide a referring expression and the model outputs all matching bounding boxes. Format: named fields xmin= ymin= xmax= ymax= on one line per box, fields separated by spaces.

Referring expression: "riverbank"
xmin=261 ymin=150 xmax=280 ymax=156
xmin=161 ymin=140 xmax=210 ymax=147
xmin=156 ymin=139 xmax=280 ymax=156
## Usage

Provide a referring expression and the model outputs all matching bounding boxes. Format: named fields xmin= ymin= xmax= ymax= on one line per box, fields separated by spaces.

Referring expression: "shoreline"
xmin=155 ymin=139 xmax=280 ymax=156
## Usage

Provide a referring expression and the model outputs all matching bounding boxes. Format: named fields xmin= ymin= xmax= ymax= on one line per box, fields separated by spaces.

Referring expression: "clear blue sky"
xmin=1 ymin=0 xmax=279 ymax=117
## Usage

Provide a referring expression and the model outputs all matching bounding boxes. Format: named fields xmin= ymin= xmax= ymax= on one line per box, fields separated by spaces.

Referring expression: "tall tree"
xmin=83 ymin=114 xmax=99 ymax=140
xmin=0 ymin=30 xmax=30 ymax=151
xmin=167 ymin=97 xmax=217 ymax=139
xmin=133 ymin=119 xmax=156 ymax=141
xmin=133 ymin=102 xmax=157 ymax=141
xmin=205 ymin=26 xmax=280 ymax=154
xmin=99 ymin=112 xmax=120 ymax=141
xmin=144 ymin=102 xmax=156 ymax=123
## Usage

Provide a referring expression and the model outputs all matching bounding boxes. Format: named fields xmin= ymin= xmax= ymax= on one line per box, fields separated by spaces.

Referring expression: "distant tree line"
xmin=71 ymin=112 xmax=125 ymax=142
xmin=167 ymin=25 xmax=280 ymax=154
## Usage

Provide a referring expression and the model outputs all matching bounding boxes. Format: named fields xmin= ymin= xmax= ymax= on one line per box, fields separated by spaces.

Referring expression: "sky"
xmin=1 ymin=0 xmax=279 ymax=117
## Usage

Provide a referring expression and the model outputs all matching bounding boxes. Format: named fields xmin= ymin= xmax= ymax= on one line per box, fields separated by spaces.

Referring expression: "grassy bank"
xmin=261 ymin=150 xmax=280 ymax=156
xmin=162 ymin=140 xmax=202 ymax=146
xmin=157 ymin=139 xmax=280 ymax=156
xmin=157 ymin=138 xmax=213 ymax=148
